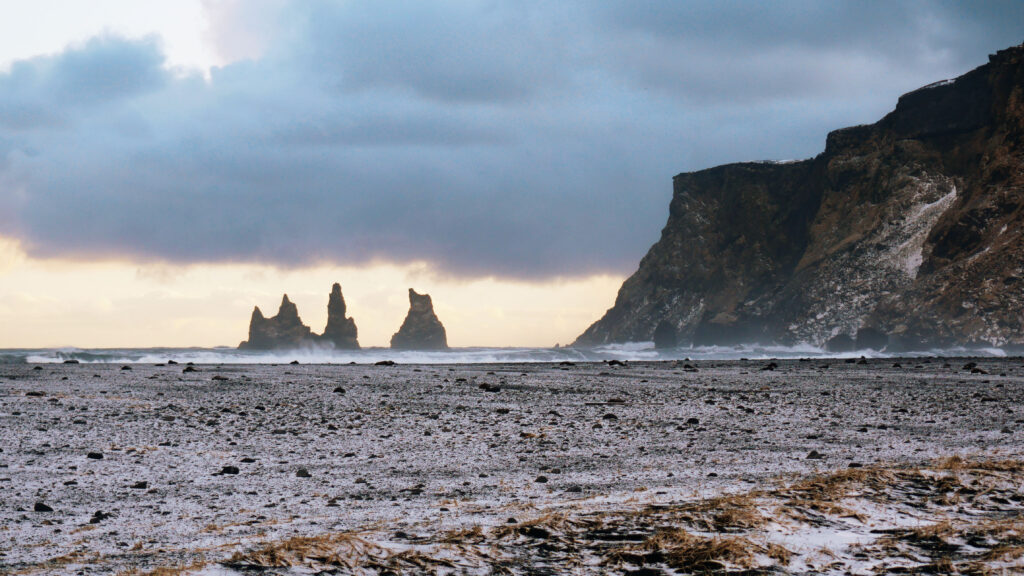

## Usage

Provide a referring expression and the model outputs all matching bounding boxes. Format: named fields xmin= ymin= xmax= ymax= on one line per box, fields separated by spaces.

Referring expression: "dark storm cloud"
xmin=0 ymin=1 xmax=1021 ymax=278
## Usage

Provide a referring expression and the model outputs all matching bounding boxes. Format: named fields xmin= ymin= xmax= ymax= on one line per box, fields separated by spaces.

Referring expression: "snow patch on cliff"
xmin=888 ymin=185 xmax=958 ymax=278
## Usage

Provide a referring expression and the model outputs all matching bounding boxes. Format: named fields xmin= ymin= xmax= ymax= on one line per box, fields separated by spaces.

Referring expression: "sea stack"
xmin=239 ymin=295 xmax=314 ymax=350
xmin=320 ymin=283 xmax=360 ymax=349
xmin=390 ymin=289 xmax=448 ymax=350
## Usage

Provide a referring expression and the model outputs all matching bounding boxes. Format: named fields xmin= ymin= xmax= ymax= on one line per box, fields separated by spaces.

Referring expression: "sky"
xmin=0 ymin=1 xmax=1022 ymax=348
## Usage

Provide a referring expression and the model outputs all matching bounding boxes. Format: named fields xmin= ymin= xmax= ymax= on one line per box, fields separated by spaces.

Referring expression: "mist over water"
xmin=0 ymin=342 xmax=1010 ymax=364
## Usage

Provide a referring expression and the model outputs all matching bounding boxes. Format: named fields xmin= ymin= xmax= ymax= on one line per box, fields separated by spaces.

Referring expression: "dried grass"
xmin=116 ymin=561 xmax=208 ymax=576
xmin=106 ymin=455 xmax=1023 ymax=576
xmin=227 ymin=531 xmax=385 ymax=569
xmin=636 ymin=527 xmax=771 ymax=571
xmin=440 ymin=524 xmax=486 ymax=544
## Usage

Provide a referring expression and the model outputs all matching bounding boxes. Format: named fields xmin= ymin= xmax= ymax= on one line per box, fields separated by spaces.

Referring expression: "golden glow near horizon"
xmin=0 ymin=237 xmax=624 ymax=349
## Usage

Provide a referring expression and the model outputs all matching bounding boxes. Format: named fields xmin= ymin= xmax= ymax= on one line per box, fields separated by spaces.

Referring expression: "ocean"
xmin=0 ymin=341 xmax=1010 ymax=364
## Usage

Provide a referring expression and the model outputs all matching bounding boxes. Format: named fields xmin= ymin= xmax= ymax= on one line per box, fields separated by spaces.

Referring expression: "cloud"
xmin=0 ymin=1 xmax=1021 ymax=279
xmin=0 ymin=35 xmax=167 ymax=130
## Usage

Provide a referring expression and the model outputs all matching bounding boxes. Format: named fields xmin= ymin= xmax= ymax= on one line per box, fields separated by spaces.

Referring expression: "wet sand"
xmin=1 ymin=359 xmax=1022 ymax=574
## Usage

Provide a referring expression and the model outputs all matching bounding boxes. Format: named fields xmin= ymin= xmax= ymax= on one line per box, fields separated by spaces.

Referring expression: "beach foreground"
xmin=2 ymin=359 xmax=1022 ymax=574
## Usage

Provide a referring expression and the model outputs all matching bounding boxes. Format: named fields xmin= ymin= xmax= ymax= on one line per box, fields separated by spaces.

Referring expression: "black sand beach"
xmin=2 ymin=359 xmax=1022 ymax=574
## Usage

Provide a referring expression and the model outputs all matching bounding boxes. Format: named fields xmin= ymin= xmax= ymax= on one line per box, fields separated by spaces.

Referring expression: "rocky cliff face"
xmin=239 ymin=295 xmax=314 ymax=350
xmin=239 ymin=284 xmax=361 ymax=350
xmin=390 ymin=289 xmax=449 ymax=350
xmin=576 ymin=43 xmax=1024 ymax=351
xmin=320 ymin=283 xmax=360 ymax=350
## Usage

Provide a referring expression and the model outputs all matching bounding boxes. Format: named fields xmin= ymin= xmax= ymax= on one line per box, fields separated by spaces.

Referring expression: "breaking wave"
xmin=0 ymin=342 xmax=1011 ymax=364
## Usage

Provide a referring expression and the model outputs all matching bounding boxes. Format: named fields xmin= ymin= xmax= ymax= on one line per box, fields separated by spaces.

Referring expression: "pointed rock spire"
xmin=320 ymin=283 xmax=360 ymax=349
xmin=238 ymin=294 xmax=313 ymax=350
xmin=390 ymin=289 xmax=448 ymax=350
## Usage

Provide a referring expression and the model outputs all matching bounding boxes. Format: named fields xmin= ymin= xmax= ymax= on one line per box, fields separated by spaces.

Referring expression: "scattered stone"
xmin=333 ymin=386 xmax=346 ymax=394
xmin=521 ymin=526 xmax=551 ymax=539
xmin=296 ymin=468 xmax=311 ymax=478
xmin=535 ymin=475 xmax=549 ymax=483
xmin=183 ymin=366 xmax=197 ymax=373
xmin=63 ymin=359 xmax=79 ymax=364
xmin=212 ymin=375 xmax=229 ymax=381
xmin=131 ymin=481 xmax=148 ymax=489
xmin=215 ymin=466 xmax=240 ymax=476
xmin=375 ymin=360 xmax=396 ymax=366
xmin=807 ymin=450 xmax=825 ymax=460
xmin=87 ymin=452 xmax=103 ymax=460
xmin=33 ymin=502 xmax=53 ymax=512
xmin=120 ymin=365 xmax=132 ymax=371
xmin=89 ymin=510 xmax=112 ymax=524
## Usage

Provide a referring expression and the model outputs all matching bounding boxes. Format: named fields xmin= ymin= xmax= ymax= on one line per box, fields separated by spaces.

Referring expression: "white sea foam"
xmin=0 ymin=341 xmax=1011 ymax=364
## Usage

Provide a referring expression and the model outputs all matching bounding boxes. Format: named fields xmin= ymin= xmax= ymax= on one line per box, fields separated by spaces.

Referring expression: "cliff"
xmin=390 ymin=289 xmax=449 ymax=350
xmin=576 ymin=43 xmax=1024 ymax=351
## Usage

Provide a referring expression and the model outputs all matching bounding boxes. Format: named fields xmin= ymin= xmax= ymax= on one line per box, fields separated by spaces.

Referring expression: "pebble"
xmin=90 ymin=510 xmax=112 ymax=523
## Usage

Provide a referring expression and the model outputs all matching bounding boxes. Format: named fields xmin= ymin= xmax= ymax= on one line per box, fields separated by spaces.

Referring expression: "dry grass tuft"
xmin=116 ymin=561 xmax=208 ymax=576
xmin=492 ymin=512 xmax=589 ymax=541
xmin=650 ymin=493 xmax=770 ymax=533
xmin=440 ymin=524 xmax=486 ymax=544
xmin=783 ymin=466 xmax=893 ymax=503
xmin=227 ymin=531 xmax=385 ymax=569
xmin=639 ymin=527 xmax=765 ymax=571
